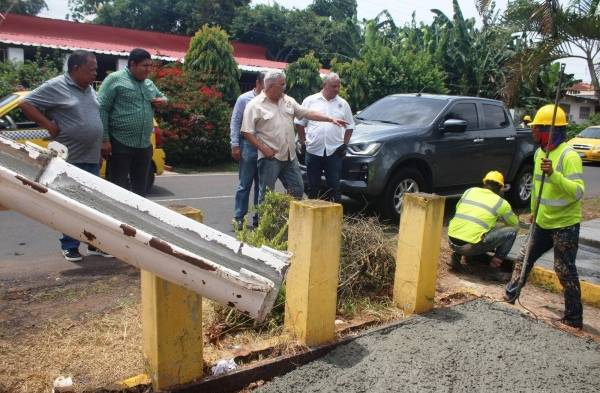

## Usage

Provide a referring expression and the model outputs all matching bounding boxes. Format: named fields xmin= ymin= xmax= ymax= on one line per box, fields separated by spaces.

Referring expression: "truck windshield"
xmin=356 ymin=96 xmax=447 ymax=127
xmin=579 ymin=127 xmax=600 ymax=139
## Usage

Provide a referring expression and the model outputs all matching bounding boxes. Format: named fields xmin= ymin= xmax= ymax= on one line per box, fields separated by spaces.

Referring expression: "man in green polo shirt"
xmin=98 ymin=48 xmax=167 ymax=196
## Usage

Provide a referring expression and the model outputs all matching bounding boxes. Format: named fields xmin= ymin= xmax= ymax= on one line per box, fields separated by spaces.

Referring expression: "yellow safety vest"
xmin=448 ymin=187 xmax=518 ymax=244
xmin=532 ymin=143 xmax=585 ymax=229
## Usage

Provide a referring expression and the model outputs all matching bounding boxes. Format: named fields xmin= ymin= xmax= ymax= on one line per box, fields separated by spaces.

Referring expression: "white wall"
xmin=560 ymin=96 xmax=597 ymax=124
xmin=6 ymin=47 xmax=24 ymax=63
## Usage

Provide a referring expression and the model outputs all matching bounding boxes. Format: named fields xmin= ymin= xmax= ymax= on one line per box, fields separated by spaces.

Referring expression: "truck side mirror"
xmin=441 ymin=119 xmax=467 ymax=133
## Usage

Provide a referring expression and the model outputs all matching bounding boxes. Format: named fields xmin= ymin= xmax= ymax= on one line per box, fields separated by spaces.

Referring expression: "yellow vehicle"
xmin=0 ymin=91 xmax=165 ymax=191
xmin=568 ymin=126 xmax=600 ymax=162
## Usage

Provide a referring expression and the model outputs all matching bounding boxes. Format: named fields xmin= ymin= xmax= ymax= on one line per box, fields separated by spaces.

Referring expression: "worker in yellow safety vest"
xmin=519 ymin=115 xmax=532 ymax=128
xmin=447 ymin=171 xmax=519 ymax=273
xmin=505 ymin=104 xmax=585 ymax=330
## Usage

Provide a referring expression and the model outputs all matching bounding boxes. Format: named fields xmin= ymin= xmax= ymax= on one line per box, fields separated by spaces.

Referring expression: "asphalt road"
xmin=1 ymin=163 xmax=599 ymax=261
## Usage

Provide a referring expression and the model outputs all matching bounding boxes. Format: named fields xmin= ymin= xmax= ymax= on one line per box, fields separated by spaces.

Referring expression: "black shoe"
xmin=447 ymin=252 xmax=462 ymax=271
xmin=62 ymin=248 xmax=82 ymax=262
xmin=233 ymin=218 xmax=244 ymax=230
xmin=252 ymin=216 xmax=259 ymax=228
xmin=556 ymin=318 xmax=583 ymax=330
xmin=87 ymin=246 xmax=114 ymax=258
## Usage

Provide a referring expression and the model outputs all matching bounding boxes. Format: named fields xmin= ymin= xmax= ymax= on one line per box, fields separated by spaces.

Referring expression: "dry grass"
xmin=338 ymin=215 xmax=397 ymax=301
xmin=0 ymin=300 xmax=143 ymax=393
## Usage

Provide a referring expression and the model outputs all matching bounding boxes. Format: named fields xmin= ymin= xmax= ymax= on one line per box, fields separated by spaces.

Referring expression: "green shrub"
xmin=151 ymin=64 xmax=231 ymax=166
xmin=184 ymin=25 xmax=241 ymax=104
xmin=0 ymin=51 xmax=61 ymax=98
xmin=285 ymin=52 xmax=322 ymax=102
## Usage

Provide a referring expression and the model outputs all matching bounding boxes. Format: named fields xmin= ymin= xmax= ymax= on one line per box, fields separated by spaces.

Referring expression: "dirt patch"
xmin=256 ymin=300 xmax=600 ymax=393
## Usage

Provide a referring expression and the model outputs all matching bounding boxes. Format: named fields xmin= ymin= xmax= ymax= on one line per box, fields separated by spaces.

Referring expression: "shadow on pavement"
xmin=60 ymin=257 xmax=138 ymax=277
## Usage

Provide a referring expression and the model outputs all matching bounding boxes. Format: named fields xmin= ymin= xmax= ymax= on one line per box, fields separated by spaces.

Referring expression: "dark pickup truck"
xmin=299 ymin=94 xmax=536 ymax=220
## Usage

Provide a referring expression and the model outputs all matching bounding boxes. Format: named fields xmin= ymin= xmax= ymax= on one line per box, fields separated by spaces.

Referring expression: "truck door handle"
xmin=473 ymin=138 xmax=485 ymax=143
xmin=505 ymin=137 xmax=515 ymax=141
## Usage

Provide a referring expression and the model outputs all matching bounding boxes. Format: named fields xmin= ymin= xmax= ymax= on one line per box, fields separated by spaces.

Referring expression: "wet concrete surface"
xmin=257 ymin=300 xmax=600 ymax=393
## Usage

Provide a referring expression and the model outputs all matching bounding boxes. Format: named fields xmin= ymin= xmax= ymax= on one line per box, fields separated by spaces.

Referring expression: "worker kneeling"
xmin=447 ymin=171 xmax=518 ymax=275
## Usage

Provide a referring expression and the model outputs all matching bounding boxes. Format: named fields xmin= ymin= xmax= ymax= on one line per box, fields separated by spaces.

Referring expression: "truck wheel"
xmin=508 ymin=164 xmax=532 ymax=208
xmin=382 ymin=168 xmax=426 ymax=221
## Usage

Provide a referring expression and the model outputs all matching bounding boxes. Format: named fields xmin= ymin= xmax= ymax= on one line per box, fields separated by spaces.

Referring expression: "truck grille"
xmin=572 ymin=144 xmax=591 ymax=151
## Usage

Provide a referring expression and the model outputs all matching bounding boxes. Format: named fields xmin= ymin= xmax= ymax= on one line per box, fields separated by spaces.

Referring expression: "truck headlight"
xmin=347 ymin=142 xmax=382 ymax=156
xmin=593 ymin=144 xmax=600 ymax=151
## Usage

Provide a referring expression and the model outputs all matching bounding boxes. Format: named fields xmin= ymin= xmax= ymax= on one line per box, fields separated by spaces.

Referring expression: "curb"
xmin=529 ymin=266 xmax=600 ymax=308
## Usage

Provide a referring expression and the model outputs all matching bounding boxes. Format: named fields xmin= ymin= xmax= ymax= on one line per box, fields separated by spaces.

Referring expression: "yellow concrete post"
xmin=141 ymin=205 xmax=204 ymax=391
xmin=393 ymin=193 xmax=445 ymax=315
xmin=285 ymin=200 xmax=342 ymax=347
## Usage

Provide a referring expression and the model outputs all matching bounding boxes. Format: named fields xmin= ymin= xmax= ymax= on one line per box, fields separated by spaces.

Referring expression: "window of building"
xmin=482 ymin=104 xmax=509 ymax=129
xmin=580 ymin=106 xmax=591 ymax=120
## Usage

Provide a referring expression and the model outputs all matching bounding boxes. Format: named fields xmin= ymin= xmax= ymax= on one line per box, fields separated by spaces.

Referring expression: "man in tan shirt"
xmin=241 ymin=70 xmax=347 ymax=203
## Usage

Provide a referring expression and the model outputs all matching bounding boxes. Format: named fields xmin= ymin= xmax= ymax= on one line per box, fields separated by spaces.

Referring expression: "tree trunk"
xmin=586 ymin=51 xmax=600 ymax=100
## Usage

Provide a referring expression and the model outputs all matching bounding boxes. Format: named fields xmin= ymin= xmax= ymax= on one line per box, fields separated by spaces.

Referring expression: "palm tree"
xmin=501 ymin=0 xmax=600 ymax=100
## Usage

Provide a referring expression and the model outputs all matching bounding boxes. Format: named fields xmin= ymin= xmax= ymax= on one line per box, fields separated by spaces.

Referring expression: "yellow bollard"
xmin=393 ymin=193 xmax=445 ymax=315
xmin=141 ymin=205 xmax=204 ymax=391
xmin=285 ymin=200 xmax=342 ymax=347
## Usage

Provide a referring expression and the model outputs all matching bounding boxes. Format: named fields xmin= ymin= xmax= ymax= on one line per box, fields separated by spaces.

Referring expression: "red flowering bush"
xmin=151 ymin=63 xmax=231 ymax=166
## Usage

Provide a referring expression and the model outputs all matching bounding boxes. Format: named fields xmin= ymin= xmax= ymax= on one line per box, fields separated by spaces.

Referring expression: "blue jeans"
xmin=305 ymin=150 xmax=343 ymax=202
xmin=234 ymin=139 xmax=259 ymax=221
xmin=60 ymin=163 xmax=100 ymax=250
xmin=257 ymin=157 xmax=304 ymax=203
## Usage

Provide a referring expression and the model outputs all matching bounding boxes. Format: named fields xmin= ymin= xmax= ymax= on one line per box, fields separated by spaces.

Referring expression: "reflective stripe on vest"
xmin=534 ymin=145 xmax=584 ymax=206
xmin=454 ymin=189 xmax=503 ymax=229
xmin=453 ymin=213 xmax=490 ymax=229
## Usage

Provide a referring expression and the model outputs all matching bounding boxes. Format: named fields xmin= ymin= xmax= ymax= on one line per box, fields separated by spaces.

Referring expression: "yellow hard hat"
xmin=483 ymin=171 xmax=505 ymax=187
xmin=529 ymin=104 xmax=568 ymax=126
xmin=523 ymin=115 xmax=532 ymax=122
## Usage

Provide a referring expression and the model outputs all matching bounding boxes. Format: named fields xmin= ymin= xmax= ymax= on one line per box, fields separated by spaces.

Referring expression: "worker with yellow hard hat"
xmin=505 ymin=104 xmax=585 ymax=330
xmin=520 ymin=115 xmax=532 ymax=128
xmin=447 ymin=170 xmax=519 ymax=276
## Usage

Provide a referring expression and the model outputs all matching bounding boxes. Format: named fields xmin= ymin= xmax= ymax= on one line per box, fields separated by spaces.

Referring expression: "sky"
xmin=39 ymin=0 xmax=591 ymax=82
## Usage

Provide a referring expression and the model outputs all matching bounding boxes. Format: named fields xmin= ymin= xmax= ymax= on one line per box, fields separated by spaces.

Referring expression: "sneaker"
xmin=62 ymin=248 xmax=82 ymax=262
xmin=87 ymin=246 xmax=114 ymax=258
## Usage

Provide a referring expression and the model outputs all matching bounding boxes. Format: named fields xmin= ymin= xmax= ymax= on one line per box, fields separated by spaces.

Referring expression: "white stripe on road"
xmin=152 ymin=195 xmax=234 ymax=202
xmin=159 ymin=172 xmax=237 ymax=177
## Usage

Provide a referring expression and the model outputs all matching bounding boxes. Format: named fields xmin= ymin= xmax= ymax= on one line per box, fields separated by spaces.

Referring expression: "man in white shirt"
xmin=295 ymin=73 xmax=355 ymax=202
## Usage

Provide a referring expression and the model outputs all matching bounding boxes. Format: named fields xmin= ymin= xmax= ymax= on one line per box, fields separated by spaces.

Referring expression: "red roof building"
xmin=0 ymin=13 xmax=289 ymax=72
